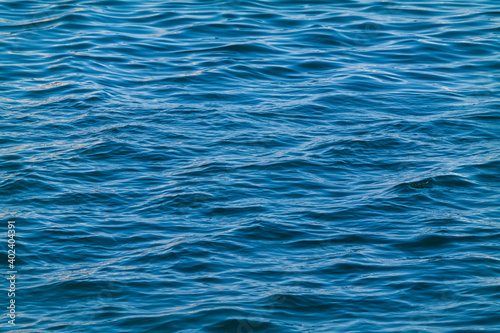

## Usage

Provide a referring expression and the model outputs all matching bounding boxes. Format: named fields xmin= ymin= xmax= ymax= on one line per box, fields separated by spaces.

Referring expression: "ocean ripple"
xmin=1 ymin=0 xmax=499 ymax=332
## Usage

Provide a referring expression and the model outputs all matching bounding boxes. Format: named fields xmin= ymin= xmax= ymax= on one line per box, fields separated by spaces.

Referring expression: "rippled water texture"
xmin=1 ymin=0 xmax=499 ymax=332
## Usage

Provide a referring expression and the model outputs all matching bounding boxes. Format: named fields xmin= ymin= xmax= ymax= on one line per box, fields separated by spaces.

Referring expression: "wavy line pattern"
xmin=1 ymin=0 xmax=499 ymax=332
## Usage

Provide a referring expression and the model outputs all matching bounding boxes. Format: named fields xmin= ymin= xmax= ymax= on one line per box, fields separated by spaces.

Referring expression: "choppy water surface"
xmin=1 ymin=0 xmax=499 ymax=332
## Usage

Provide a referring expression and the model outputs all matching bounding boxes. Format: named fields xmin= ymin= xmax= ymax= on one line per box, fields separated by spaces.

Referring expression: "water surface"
xmin=1 ymin=0 xmax=499 ymax=332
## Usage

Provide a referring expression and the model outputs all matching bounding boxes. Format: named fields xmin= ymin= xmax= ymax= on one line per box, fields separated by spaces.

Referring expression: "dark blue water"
xmin=1 ymin=0 xmax=499 ymax=332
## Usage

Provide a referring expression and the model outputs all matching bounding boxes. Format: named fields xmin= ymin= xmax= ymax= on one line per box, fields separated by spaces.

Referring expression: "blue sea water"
xmin=1 ymin=0 xmax=499 ymax=332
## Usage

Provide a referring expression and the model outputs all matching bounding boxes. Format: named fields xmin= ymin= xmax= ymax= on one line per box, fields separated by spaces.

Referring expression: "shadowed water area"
xmin=1 ymin=0 xmax=499 ymax=332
